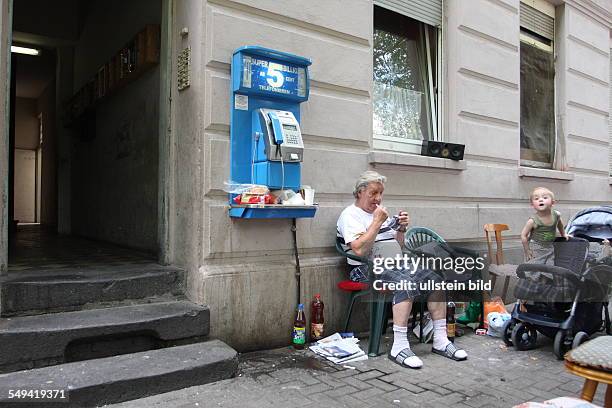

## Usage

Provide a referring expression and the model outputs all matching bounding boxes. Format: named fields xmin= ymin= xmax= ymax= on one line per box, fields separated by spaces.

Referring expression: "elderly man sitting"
xmin=336 ymin=170 xmax=468 ymax=368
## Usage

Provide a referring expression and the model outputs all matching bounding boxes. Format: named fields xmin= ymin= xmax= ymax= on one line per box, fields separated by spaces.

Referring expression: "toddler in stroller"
xmin=502 ymin=236 xmax=612 ymax=359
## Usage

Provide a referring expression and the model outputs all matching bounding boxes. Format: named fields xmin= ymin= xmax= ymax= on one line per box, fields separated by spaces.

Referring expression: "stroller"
xmin=502 ymin=235 xmax=612 ymax=360
xmin=566 ymin=205 xmax=612 ymax=243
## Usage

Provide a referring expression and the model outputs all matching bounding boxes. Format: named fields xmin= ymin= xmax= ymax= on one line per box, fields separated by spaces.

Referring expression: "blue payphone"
xmin=229 ymin=46 xmax=316 ymax=219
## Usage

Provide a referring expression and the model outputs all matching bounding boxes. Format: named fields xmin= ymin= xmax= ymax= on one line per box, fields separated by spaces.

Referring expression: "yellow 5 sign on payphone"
xmin=229 ymin=46 xmax=316 ymax=219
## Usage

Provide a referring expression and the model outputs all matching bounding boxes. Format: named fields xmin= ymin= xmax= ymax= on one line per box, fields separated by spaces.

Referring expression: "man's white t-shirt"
xmin=336 ymin=204 xmax=398 ymax=265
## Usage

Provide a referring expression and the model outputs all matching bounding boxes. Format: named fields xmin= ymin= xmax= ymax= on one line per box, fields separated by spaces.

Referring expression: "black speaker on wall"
xmin=421 ymin=141 xmax=465 ymax=161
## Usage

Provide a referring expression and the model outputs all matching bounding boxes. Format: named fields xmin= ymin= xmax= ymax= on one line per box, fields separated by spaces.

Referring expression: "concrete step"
xmin=0 ymin=301 xmax=209 ymax=373
xmin=0 ymin=340 xmax=238 ymax=407
xmin=0 ymin=264 xmax=185 ymax=316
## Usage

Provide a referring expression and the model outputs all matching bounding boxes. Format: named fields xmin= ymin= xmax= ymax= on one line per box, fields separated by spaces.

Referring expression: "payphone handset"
xmin=257 ymin=108 xmax=304 ymax=162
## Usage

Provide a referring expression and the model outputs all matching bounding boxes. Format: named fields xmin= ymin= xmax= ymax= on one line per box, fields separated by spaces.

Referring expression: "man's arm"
xmin=349 ymin=205 xmax=389 ymax=257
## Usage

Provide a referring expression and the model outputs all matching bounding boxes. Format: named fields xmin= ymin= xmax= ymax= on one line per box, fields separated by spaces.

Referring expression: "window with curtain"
xmin=373 ymin=6 xmax=438 ymax=144
xmin=520 ymin=3 xmax=555 ymax=167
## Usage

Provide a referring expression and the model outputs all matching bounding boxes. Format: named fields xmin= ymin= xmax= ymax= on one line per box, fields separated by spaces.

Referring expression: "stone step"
xmin=0 ymin=340 xmax=238 ymax=407
xmin=0 ymin=301 xmax=209 ymax=373
xmin=0 ymin=265 xmax=185 ymax=316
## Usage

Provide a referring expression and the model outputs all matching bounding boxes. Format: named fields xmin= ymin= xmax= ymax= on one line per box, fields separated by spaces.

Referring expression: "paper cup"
xmin=304 ymin=188 xmax=315 ymax=205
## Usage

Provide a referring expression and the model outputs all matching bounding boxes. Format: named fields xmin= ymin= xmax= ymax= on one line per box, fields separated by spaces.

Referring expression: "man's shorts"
xmin=349 ymin=262 xmax=443 ymax=305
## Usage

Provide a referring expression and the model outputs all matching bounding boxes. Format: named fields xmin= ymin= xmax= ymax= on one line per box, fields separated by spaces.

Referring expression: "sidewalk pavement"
xmin=105 ymin=331 xmax=607 ymax=408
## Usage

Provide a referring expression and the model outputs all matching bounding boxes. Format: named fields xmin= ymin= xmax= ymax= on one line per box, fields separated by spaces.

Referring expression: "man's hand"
xmin=525 ymin=250 xmax=534 ymax=262
xmin=373 ymin=204 xmax=389 ymax=225
xmin=397 ymin=211 xmax=410 ymax=232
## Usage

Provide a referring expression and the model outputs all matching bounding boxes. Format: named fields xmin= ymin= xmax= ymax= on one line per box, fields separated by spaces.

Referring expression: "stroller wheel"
xmin=511 ymin=322 xmax=537 ymax=351
xmin=571 ymin=331 xmax=589 ymax=349
xmin=502 ymin=319 xmax=516 ymax=346
xmin=553 ymin=330 xmax=572 ymax=360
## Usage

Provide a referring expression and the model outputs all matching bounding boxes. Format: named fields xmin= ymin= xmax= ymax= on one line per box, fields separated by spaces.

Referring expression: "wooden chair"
xmin=484 ymin=224 xmax=516 ymax=303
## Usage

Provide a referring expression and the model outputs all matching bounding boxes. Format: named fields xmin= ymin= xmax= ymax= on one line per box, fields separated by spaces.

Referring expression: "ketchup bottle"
xmin=310 ymin=294 xmax=325 ymax=342
xmin=292 ymin=304 xmax=306 ymax=349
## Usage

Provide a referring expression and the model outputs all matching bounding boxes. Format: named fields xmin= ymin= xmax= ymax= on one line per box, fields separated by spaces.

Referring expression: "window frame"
xmin=372 ymin=8 xmax=443 ymax=155
xmin=519 ymin=30 xmax=556 ymax=168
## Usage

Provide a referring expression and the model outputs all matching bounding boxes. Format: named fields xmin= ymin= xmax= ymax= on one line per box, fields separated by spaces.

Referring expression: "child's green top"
xmin=530 ymin=210 xmax=560 ymax=245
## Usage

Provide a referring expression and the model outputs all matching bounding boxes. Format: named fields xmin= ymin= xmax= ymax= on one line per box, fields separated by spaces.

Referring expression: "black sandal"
xmin=387 ymin=348 xmax=423 ymax=369
xmin=432 ymin=342 xmax=467 ymax=361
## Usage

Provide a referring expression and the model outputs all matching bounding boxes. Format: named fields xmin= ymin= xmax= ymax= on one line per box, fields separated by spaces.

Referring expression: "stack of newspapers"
xmin=309 ymin=333 xmax=367 ymax=364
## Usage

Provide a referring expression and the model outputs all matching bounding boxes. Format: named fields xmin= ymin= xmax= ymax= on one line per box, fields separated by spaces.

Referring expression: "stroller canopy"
xmin=566 ymin=206 xmax=612 ymax=241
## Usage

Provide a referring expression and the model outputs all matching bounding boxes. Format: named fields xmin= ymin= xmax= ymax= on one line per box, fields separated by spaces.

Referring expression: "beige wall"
xmin=170 ymin=0 xmax=612 ymax=351
xmin=13 ymin=148 xmax=35 ymax=223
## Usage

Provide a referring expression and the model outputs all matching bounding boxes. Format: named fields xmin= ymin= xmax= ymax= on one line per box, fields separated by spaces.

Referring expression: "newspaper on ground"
xmin=309 ymin=333 xmax=368 ymax=364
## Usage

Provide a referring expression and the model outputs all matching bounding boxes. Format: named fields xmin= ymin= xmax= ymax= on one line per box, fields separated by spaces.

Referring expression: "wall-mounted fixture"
xmin=11 ymin=45 xmax=40 ymax=56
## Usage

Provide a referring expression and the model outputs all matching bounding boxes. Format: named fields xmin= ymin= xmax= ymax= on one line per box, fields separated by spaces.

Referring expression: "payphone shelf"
xmin=229 ymin=204 xmax=317 ymax=219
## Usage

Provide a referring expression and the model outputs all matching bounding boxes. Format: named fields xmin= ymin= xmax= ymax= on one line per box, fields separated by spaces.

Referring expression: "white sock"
xmin=432 ymin=319 xmax=451 ymax=350
xmin=390 ymin=325 xmax=423 ymax=368
xmin=432 ymin=319 xmax=468 ymax=359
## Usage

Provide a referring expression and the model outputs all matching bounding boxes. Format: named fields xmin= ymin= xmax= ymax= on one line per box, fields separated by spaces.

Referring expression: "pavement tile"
xmin=351 ymin=386 xmax=386 ymax=400
xmin=299 ymin=382 xmax=333 ymax=395
xmin=390 ymin=380 xmax=426 ymax=394
xmin=462 ymin=394 xmax=499 ymax=408
xmin=339 ymin=375 xmax=374 ymax=390
xmin=336 ymin=394 xmax=370 ymax=408
xmin=299 ymin=373 xmax=321 ymax=385
xmin=378 ymin=372 xmax=407 ymax=384
xmin=354 ymin=369 xmax=385 ymax=381
xmin=315 ymin=374 xmax=348 ymax=388
xmin=331 ymin=368 xmax=361 ymax=379
xmin=366 ymin=378 xmax=399 ymax=392
xmin=323 ymin=385 xmax=360 ymax=398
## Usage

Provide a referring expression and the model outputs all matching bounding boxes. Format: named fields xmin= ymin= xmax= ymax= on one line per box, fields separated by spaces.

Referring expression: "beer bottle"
xmin=292 ymin=304 xmax=306 ymax=349
xmin=447 ymin=302 xmax=456 ymax=343
xmin=310 ymin=294 xmax=325 ymax=342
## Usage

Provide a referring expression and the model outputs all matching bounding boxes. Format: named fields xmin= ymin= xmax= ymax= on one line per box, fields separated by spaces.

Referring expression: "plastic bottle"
xmin=447 ymin=302 xmax=456 ymax=342
xmin=292 ymin=304 xmax=306 ymax=349
xmin=310 ymin=294 xmax=325 ymax=342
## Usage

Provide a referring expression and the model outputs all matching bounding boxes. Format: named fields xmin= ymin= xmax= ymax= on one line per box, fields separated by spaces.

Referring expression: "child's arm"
xmin=521 ymin=219 xmax=535 ymax=261
xmin=557 ymin=215 xmax=569 ymax=239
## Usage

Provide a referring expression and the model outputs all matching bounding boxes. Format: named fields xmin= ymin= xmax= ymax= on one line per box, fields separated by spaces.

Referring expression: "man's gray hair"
xmin=353 ymin=170 xmax=387 ymax=198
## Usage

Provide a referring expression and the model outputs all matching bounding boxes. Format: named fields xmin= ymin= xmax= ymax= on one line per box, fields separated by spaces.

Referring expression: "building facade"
xmin=0 ymin=0 xmax=611 ymax=351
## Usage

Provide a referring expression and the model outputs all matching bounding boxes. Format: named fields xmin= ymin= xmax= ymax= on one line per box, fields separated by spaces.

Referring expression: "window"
xmin=373 ymin=6 xmax=438 ymax=149
xmin=520 ymin=2 xmax=555 ymax=167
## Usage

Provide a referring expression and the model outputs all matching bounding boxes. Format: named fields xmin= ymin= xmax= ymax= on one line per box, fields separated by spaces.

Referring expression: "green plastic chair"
xmin=335 ymin=236 xmax=390 ymax=356
xmin=404 ymin=227 xmax=446 ymax=254
xmin=404 ymin=227 xmax=446 ymax=342
xmin=405 ymin=226 xmax=486 ymax=330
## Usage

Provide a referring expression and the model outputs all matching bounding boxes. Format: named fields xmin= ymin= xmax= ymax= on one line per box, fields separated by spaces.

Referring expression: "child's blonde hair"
xmin=530 ymin=187 xmax=555 ymax=201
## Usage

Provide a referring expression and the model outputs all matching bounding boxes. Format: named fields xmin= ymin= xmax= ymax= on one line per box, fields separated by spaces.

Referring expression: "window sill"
xmin=518 ymin=167 xmax=574 ymax=181
xmin=369 ymin=151 xmax=467 ymax=171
